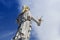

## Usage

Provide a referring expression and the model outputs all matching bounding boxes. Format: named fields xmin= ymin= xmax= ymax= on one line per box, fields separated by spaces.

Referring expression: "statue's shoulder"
xmin=18 ymin=12 xmax=24 ymax=16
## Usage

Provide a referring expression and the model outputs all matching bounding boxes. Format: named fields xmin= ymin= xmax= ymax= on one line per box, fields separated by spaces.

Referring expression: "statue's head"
xmin=22 ymin=5 xmax=30 ymax=12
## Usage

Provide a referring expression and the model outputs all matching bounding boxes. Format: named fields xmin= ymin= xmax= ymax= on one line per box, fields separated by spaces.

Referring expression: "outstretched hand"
xmin=38 ymin=16 xmax=42 ymax=26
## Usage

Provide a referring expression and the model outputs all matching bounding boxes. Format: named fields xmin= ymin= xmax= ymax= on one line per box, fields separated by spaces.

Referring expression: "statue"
xmin=12 ymin=5 xmax=42 ymax=40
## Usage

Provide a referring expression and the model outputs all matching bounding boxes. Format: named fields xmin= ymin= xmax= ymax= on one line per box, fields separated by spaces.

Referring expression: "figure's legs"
xmin=13 ymin=32 xmax=26 ymax=40
xmin=24 ymin=21 xmax=32 ymax=40
xmin=13 ymin=32 xmax=20 ymax=40
xmin=13 ymin=26 xmax=22 ymax=40
xmin=13 ymin=26 xmax=26 ymax=40
xmin=13 ymin=21 xmax=32 ymax=40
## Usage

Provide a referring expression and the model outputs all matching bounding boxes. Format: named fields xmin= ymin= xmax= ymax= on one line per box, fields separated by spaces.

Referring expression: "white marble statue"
xmin=13 ymin=5 xmax=42 ymax=40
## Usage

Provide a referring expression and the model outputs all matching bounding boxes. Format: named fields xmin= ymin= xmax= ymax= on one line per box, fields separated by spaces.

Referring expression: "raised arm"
xmin=31 ymin=16 xmax=42 ymax=26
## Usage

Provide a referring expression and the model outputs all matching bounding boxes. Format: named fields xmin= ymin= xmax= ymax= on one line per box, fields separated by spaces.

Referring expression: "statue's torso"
xmin=14 ymin=11 xmax=32 ymax=40
xmin=18 ymin=11 xmax=32 ymax=23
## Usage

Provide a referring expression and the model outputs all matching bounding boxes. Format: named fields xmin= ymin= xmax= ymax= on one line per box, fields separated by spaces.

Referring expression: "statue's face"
xmin=25 ymin=8 xmax=29 ymax=11
xmin=23 ymin=8 xmax=29 ymax=12
xmin=22 ymin=5 xmax=30 ymax=12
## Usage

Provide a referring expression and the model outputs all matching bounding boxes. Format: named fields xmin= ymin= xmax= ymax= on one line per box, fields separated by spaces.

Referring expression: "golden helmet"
xmin=22 ymin=5 xmax=30 ymax=12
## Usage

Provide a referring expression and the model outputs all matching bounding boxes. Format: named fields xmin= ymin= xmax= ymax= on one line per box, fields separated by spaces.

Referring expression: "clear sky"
xmin=30 ymin=0 xmax=60 ymax=40
xmin=0 ymin=0 xmax=60 ymax=40
xmin=0 ymin=0 xmax=20 ymax=40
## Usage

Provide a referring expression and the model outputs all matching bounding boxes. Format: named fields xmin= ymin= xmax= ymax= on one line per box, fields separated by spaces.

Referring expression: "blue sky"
xmin=0 ymin=0 xmax=20 ymax=40
xmin=0 ymin=0 xmax=60 ymax=40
